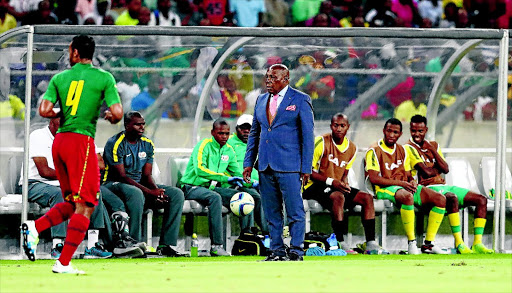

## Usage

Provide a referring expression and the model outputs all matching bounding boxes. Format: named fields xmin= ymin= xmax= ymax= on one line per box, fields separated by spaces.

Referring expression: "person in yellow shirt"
xmin=394 ymin=83 xmax=427 ymax=123
xmin=115 ymin=0 xmax=141 ymax=25
xmin=0 ymin=94 xmax=25 ymax=120
xmin=0 ymin=0 xmax=17 ymax=34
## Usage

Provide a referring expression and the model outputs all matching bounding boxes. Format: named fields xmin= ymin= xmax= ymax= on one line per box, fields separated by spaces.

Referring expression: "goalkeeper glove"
xmin=227 ymin=177 xmax=244 ymax=187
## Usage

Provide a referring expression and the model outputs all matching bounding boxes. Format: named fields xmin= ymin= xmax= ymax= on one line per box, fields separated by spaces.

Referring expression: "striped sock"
xmin=59 ymin=213 xmax=89 ymax=266
xmin=448 ymin=212 xmax=464 ymax=247
xmin=425 ymin=206 xmax=445 ymax=242
xmin=35 ymin=202 xmax=74 ymax=233
xmin=473 ymin=218 xmax=486 ymax=245
xmin=400 ymin=205 xmax=416 ymax=241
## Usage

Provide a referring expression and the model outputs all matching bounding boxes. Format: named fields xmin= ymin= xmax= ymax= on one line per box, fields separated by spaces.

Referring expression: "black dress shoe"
xmin=262 ymin=253 xmax=288 ymax=261
xmin=157 ymin=245 xmax=189 ymax=257
xmin=288 ymin=252 xmax=303 ymax=261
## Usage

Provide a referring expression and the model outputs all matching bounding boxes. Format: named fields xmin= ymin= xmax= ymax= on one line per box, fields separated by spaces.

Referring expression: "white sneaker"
xmin=52 ymin=260 xmax=85 ymax=275
xmin=210 ymin=245 xmax=231 ymax=256
xmin=421 ymin=242 xmax=448 ymax=254
xmin=21 ymin=220 xmax=39 ymax=261
xmin=408 ymin=240 xmax=420 ymax=255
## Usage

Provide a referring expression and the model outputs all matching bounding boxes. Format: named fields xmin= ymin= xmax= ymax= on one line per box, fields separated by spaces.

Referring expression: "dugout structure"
xmin=0 ymin=26 xmax=510 ymax=253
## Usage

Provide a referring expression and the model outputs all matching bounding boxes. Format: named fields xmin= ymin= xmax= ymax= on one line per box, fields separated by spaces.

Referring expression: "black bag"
xmin=231 ymin=227 xmax=268 ymax=256
xmin=304 ymin=231 xmax=330 ymax=250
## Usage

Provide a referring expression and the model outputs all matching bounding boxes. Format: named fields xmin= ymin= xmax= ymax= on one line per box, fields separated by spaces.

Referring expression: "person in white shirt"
xmin=148 ymin=0 xmax=181 ymax=26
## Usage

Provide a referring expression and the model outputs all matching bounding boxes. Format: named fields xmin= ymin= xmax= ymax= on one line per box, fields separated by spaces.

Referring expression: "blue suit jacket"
xmin=244 ymin=87 xmax=314 ymax=174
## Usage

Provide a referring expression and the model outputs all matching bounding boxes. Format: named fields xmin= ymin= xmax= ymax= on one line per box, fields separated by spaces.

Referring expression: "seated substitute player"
xmin=102 ymin=111 xmax=186 ymax=257
xmin=365 ymin=118 xmax=447 ymax=254
xmin=179 ymin=118 xmax=256 ymax=256
xmin=226 ymin=114 xmax=268 ymax=234
xmin=406 ymin=114 xmax=493 ymax=254
xmin=303 ymin=113 xmax=387 ymax=254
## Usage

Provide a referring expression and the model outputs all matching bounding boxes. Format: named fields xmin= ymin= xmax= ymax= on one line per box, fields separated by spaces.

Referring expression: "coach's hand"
xmin=301 ymin=173 xmax=310 ymax=187
xmin=243 ymin=167 xmax=253 ymax=184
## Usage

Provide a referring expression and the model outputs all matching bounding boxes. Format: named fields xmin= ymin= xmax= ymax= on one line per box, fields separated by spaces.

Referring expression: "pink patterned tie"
xmin=269 ymin=94 xmax=278 ymax=117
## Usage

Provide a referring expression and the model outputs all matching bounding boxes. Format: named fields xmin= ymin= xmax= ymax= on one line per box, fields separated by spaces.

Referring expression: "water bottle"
xmin=263 ymin=235 xmax=270 ymax=249
xmin=191 ymin=233 xmax=198 ymax=257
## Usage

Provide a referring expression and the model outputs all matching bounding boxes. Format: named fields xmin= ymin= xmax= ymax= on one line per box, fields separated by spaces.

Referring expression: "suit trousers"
xmin=259 ymin=169 xmax=305 ymax=256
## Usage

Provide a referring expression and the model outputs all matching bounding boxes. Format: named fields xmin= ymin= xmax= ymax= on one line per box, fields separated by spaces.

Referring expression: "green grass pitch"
xmin=1 ymin=254 xmax=511 ymax=292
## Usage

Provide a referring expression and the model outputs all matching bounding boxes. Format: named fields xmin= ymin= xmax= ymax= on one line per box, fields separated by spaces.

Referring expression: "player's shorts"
xmin=302 ymin=182 xmax=360 ymax=211
xmin=52 ymin=132 xmax=100 ymax=206
xmin=427 ymin=184 xmax=469 ymax=206
xmin=374 ymin=185 xmax=423 ymax=206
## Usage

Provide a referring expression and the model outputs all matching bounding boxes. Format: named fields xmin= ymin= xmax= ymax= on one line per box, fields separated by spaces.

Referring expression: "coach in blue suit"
xmin=243 ymin=64 xmax=314 ymax=261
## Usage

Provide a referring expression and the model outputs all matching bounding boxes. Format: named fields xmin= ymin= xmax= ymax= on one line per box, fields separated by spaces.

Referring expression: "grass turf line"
xmin=1 ymin=254 xmax=511 ymax=293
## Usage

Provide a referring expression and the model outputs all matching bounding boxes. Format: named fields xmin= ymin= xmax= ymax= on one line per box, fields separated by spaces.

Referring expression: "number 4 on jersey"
xmin=66 ymin=80 xmax=84 ymax=116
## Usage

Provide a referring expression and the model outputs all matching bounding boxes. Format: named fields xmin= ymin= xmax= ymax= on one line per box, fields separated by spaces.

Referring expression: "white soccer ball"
xmin=230 ymin=192 xmax=255 ymax=217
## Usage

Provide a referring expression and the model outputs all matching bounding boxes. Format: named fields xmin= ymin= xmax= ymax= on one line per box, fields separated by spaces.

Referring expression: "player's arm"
xmin=105 ymin=103 xmax=123 ymax=124
xmin=426 ymin=141 xmax=449 ymax=174
xmin=97 ymin=153 xmax=105 ymax=171
xmin=366 ymin=149 xmax=415 ymax=192
xmin=39 ymin=99 xmax=60 ymax=118
xmin=243 ymin=99 xmax=261 ymax=182
xmin=32 ymin=157 xmax=57 ymax=180
xmin=406 ymin=145 xmax=437 ymax=178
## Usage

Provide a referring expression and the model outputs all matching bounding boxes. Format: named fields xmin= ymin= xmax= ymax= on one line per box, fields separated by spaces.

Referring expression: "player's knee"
xmin=396 ymin=190 xmax=414 ymax=205
xmin=207 ymin=192 xmax=222 ymax=207
xmin=330 ymin=192 xmax=345 ymax=204
xmin=475 ymin=194 xmax=487 ymax=207
xmin=445 ymin=193 xmax=458 ymax=207
xmin=361 ymin=192 xmax=374 ymax=206
xmin=167 ymin=188 xmax=185 ymax=204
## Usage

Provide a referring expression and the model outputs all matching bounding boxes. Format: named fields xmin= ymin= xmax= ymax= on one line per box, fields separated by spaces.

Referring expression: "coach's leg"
xmin=241 ymin=187 xmax=267 ymax=233
xmin=278 ymin=172 xmax=305 ymax=257
xmin=28 ymin=183 xmax=68 ymax=241
xmin=100 ymin=185 xmax=126 ymax=214
xmin=259 ymin=170 xmax=286 ymax=256
xmin=158 ymin=185 xmax=185 ymax=246
xmin=107 ymin=183 xmax=145 ymax=242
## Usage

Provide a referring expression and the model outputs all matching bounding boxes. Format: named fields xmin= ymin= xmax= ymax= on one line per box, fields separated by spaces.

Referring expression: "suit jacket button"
xmin=266 ymin=140 xmax=269 ymax=143
xmin=268 ymin=128 xmax=271 ymax=131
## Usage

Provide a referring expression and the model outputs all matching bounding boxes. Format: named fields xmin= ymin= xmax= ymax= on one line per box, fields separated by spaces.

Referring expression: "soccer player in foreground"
xmin=365 ymin=118 xmax=447 ymax=254
xmin=406 ymin=115 xmax=494 ymax=254
xmin=21 ymin=35 xmax=123 ymax=274
xmin=303 ymin=113 xmax=387 ymax=254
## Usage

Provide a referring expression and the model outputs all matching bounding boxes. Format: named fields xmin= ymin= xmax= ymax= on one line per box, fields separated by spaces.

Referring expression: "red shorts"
xmin=52 ymin=132 xmax=100 ymax=206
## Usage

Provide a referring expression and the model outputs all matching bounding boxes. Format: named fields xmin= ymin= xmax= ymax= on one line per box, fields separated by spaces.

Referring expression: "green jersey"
xmin=43 ymin=63 xmax=121 ymax=138
xmin=226 ymin=134 xmax=259 ymax=182
xmin=179 ymin=137 xmax=242 ymax=188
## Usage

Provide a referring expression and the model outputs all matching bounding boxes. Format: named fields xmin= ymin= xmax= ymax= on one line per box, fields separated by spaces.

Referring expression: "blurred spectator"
xmin=332 ymin=0 xmax=363 ymax=21
xmin=0 ymin=0 xmax=16 ymax=34
xmin=22 ymin=0 xmax=57 ymax=25
xmin=115 ymin=0 xmax=141 ymax=25
xmin=220 ymin=76 xmax=246 ymax=118
xmin=75 ymin=0 xmax=97 ymax=21
xmin=200 ymin=0 xmax=228 ymax=26
xmin=391 ymin=0 xmax=423 ymax=27
xmin=0 ymin=94 xmax=25 ymax=120
xmin=82 ymin=0 xmax=112 ymax=26
xmin=230 ymin=0 xmax=265 ymax=27
xmin=8 ymin=0 xmax=42 ymax=20
xmin=442 ymin=0 xmax=463 ymax=7
xmin=305 ymin=1 xmax=340 ymax=27
xmin=418 ymin=0 xmax=442 ymax=27
xmin=175 ymin=0 xmax=202 ymax=25
xmin=149 ymin=0 xmax=181 ymax=26
xmin=83 ymin=16 xmax=97 ymax=24
xmin=465 ymin=0 xmax=493 ymax=28
xmin=131 ymin=73 xmax=175 ymax=118
xmin=308 ymin=75 xmax=337 ymax=120
xmin=365 ymin=0 xmax=397 ymax=27
xmin=456 ymin=7 xmax=469 ymax=27
xmin=116 ymin=71 xmax=141 ymax=111
xmin=439 ymin=2 xmax=458 ymax=27
xmin=386 ymin=76 xmax=415 ymax=108
xmin=394 ymin=81 xmax=427 ymax=123
xmin=308 ymin=13 xmax=331 ymax=27
xmin=262 ymin=0 xmax=289 ymax=26
xmin=138 ymin=6 xmax=150 ymax=24
xmin=102 ymin=13 xmax=115 ymax=24
xmin=291 ymin=0 xmax=323 ymax=24
xmin=54 ymin=0 xmax=80 ymax=24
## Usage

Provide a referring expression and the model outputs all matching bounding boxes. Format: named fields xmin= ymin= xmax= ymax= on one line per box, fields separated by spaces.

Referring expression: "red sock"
xmin=35 ymin=202 xmax=75 ymax=233
xmin=59 ymin=213 xmax=89 ymax=266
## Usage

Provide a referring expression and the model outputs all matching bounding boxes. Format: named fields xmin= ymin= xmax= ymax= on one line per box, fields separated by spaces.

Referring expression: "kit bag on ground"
xmin=304 ymin=231 xmax=331 ymax=250
xmin=231 ymin=227 xmax=268 ymax=256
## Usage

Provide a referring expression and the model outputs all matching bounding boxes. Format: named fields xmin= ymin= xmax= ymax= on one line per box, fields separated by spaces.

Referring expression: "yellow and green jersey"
xmin=180 ymin=137 xmax=242 ymax=187
xmin=43 ymin=63 xmax=121 ymax=138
